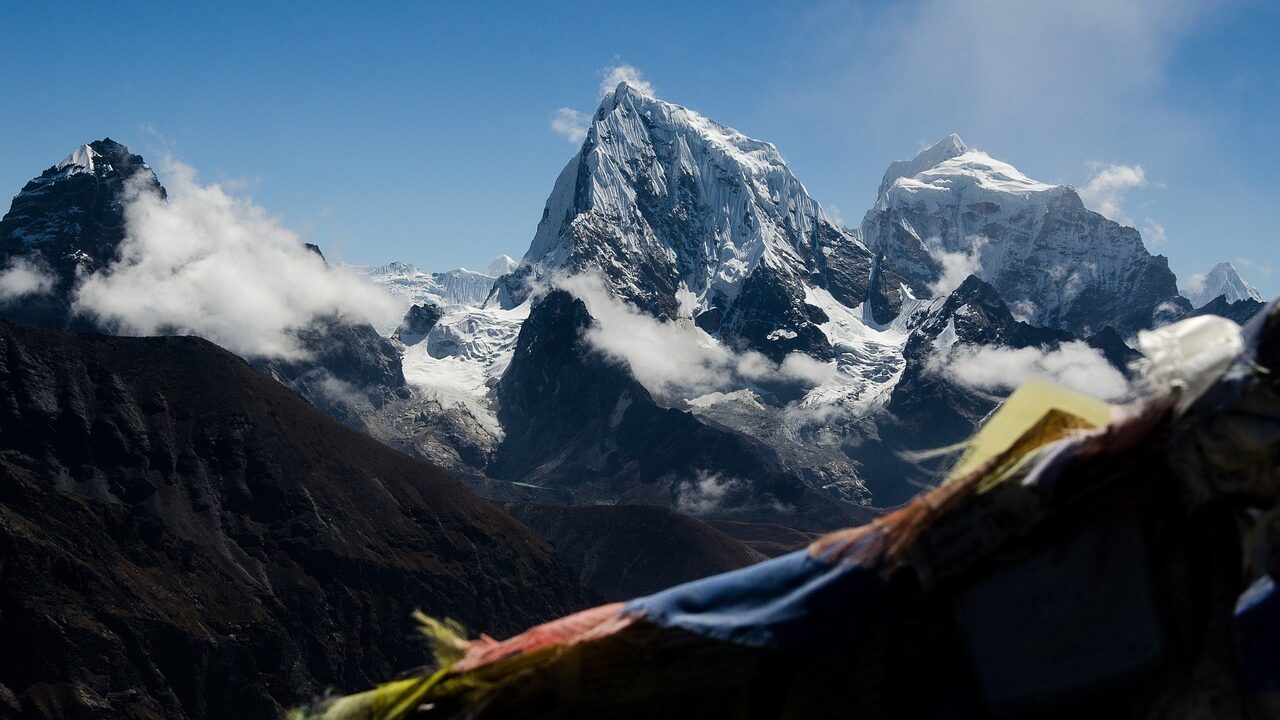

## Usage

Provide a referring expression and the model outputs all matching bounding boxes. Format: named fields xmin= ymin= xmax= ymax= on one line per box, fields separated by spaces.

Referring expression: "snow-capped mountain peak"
xmin=517 ymin=84 xmax=884 ymax=361
xmin=56 ymin=144 xmax=99 ymax=175
xmin=877 ymin=133 xmax=969 ymax=199
xmin=861 ymin=136 xmax=1184 ymax=336
xmin=1182 ymin=261 xmax=1264 ymax=307
xmin=875 ymin=136 xmax=1059 ymax=212
xmin=484 ymin=254 xmax=519 ymax=277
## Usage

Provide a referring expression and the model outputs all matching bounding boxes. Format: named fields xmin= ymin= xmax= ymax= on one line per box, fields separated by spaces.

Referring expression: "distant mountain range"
xmin=0 ymin=82 xmax=1272 ymax=718
xmin=1 ymin=86 xmax=1268 ymax=524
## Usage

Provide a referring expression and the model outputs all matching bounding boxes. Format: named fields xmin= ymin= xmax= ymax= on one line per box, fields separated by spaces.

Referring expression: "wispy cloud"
xmin=928 ymin=340 xmax=1129 ymax=401
xmin=926 ymin=236 xmax=986 ymax=296
xmin=1237 ymin=256 xmax=1273 ymax=279
xmin=0 ymin=257 xmax=56 ymax=302
xmin=1079 ymin=162 xmax=1147 ymax=223
xmin=675 ymin=470 xmax=743 ymax=514
xmin=556 ymin=272 xmax=832 ymax=401
xmin=74 ymin=158 xmax=401 ymax=360
xmin=598 ymin=63 xmax=655 ymax=98
xmin=1140 ymin=218 xmax=1168 ymax=247
xmin=815 ymin=0 xmax=1212 ymax=145
xmin=549 ymin=107 xmax=591 ymax=144
xmin=1184 ymin=271 xmax=1207 ymax=298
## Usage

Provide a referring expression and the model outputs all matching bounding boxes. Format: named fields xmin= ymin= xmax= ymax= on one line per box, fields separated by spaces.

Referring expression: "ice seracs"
xmin=361 ymin=254 xmax=517 ymax=310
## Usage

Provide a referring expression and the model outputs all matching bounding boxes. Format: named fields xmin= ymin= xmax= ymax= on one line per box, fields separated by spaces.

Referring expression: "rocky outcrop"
xmin=493 ymin=290 xmax=857 ymax=530
xmin=0 ymin=320 xmax=589 ymax=719
xmin=0 ymin=139 xmax=408 ymax=431
xmin=501 ymin=502 xmax=765 ymax=601
xmin=392 ymin=302 xmax=444 ymax=345
xmin=511 ymin=82 xmax=902 ymax=360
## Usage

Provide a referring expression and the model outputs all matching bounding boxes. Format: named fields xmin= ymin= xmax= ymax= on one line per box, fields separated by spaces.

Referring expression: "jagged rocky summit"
xmin=501 ymin=81 xmax=902 ymax=362
xmin=0 ymin=138 xmax=407 ymax=432
xmin=0 ymin=139 xmax=162 ymax=330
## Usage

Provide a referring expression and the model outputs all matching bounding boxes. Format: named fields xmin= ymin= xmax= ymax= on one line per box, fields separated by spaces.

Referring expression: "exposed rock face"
xmin=861 ymin=135 xmax=1189 ymax=337
xmin=392 ymin=302 xmax=444 ymax=345
xmin=0 ymin=139 xmax=408 ymax=431
xmin=501 ymin=502 xmax=765 ymax=601
xmin=512 ymin=82 xmax=903 ymax=361
xmin=0 ymin=320 xmax=589 ymax=719
xmin=493 ymin=290 xmax=857 ymax=530
xmin=252 ymin=317 xmax=409 ymax=429
xmin=1190 ymin=295 xmax=1267 ymax=325
xmin=864 ymin=276 xmax=1125 ymax=505
xmin=0 ymin=139 xmax=161 ymax=330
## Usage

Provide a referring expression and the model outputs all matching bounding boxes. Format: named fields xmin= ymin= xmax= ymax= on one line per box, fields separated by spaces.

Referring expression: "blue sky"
xmin=1 ymin=1 xmax=1277 ymax=295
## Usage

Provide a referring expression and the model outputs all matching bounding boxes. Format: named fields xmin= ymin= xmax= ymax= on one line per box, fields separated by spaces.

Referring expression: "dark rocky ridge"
xmin=0 ymin=139 xmax=409 ymax=433
xmin=493 ymin=290 xmax=859 ymax=531
xmin=0 ymin=320 xmax=589 ymax=719
xmin=500 ymin=502 xmax=766 ymax=601
xmin=864 ymin=275 xmax=1130 ymax=506
xmin=0 ymin=139 xmax=161 ymax=331
xmin=393 ymin=302 xmax=443 ymax=345
xmin=1190 ymin=295 xmax=1267 ymax=325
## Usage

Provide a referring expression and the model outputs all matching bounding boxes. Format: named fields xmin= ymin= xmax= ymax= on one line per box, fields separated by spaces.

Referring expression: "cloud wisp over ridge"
xmin=928 ymin=340 xmax=1129 ymax=401
xmin=0 ymin=257 xmax=56 ymax=302
xmin=74 ymin=158 xmax=401 ymax=360
xmin=548 ymin=62 xmax=657 ymax=143
xmin=555 ymin=272 xmax=831 ymax=402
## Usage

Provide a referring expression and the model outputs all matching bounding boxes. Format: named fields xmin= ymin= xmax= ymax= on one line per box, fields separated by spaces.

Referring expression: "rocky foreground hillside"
xmin=0 ymin=320 xmax=590 ymax=719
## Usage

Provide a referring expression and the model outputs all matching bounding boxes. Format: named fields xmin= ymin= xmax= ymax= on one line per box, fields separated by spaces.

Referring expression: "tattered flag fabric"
xmin=296 ymin=301 xmax=1280 ymax=720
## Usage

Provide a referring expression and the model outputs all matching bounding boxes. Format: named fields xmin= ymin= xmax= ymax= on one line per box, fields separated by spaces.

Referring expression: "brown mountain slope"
xmin=0 ymin=321 xmax=590 ymax=720
xmin=500 ymin=502 xmax=767 ymax=601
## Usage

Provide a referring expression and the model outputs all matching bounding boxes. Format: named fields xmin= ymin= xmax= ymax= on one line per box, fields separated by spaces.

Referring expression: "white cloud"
xmin=1010 ymin=299 xmax=1038 ymax=323
xmin=1141 ymin=218 xmax=1168 ymax=247
xmin=675 ymin=470 xmax=742 ymax=514
xmin=0 ymin=257 xmax=56 ymax=302
xmin=929 ymin=340 xmax=1129 ymax=401
xmin=926 ymin=236 xmax=986 ymax=296
xmin=549 ymin=107 xmax=591 ymax=144
xmin=1184 ymin=271 xmax=1207 ymax=298
xmin=551 ymin=63 xmax=656 ymax=143
xmin=1079 ymin=163 xmax=1147 ymax=222
xmin=818 ymin=1 xmax=1211 ymax=147
xmin=1237 ymin=256 xmax=1274 ymax=279
xmin=556 ymin=272 xmax=832 ymax=401
xmin=824 ymin=204 xmax=846 ymax=228
xmin=73 ymin=159 xmax=401 ymax=360
xmin=598 ymin=63 xmax=655 ymax=98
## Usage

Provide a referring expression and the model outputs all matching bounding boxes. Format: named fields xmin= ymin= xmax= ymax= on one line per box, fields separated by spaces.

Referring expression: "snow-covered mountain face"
xmin=1182 ymin=261 xmax=1263 ymax=307
xmin=484 ymin=254 xmax=519 ymax=277
xmin=363 ymin=259 xmax=509 ymax=308
xmin=390 ymin=96 xmax=1199 ymax=516
xmin=513 ymin=81 xmax=898 ymax=361
xmin=862 ymin=135 xmax=1188 ymax=337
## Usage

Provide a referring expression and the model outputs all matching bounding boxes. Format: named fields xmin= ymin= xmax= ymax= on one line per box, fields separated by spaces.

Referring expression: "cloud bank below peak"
xmin=73 ymin=158 xmax=401 ymax=360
